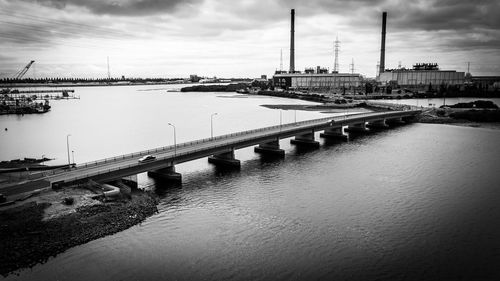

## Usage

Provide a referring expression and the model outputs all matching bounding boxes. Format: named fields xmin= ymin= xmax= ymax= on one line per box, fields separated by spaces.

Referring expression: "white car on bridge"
xmin=138 ymin=155 xmax=156 ymax=163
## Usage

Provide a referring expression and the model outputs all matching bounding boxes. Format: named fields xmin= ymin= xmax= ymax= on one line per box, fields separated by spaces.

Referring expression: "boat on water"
xmin=0 ymin=98 xmax=51 ymax=115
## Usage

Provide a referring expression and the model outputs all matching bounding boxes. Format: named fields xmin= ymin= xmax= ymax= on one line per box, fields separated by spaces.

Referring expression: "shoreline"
xmin=0 ymin=185 xmax=158 ymax=277
xmin=261 ymin=103 xmax=500 ymax=130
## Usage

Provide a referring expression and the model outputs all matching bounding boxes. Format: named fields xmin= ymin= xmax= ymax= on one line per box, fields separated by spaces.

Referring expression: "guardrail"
xmin=41 ymin=110 xmax=421 ymax=181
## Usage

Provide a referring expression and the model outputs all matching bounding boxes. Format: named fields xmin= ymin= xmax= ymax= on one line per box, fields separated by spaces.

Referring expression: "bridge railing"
xmin=40 ymin=110 xmax=421 ymax=179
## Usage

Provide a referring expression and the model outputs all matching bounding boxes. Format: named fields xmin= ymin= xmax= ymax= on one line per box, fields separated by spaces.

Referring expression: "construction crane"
xmin=14 ymin=60 xmax=35 ymax=79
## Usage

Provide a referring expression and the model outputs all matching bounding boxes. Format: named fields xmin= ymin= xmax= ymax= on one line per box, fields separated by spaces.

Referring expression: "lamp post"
xmin=72 ymin=150 xmax=75 ymax=166
xmin=168 ymin=123 xmax=177 ymax=159
xmin=211 ymin=113 xmax=218 ymax=139
xmin=66 ymin=134 xmax=71 ymax=168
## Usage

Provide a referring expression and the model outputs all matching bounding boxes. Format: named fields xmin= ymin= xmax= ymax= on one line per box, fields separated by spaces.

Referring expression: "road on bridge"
xmin=1 ymin=110 xmax=420 ymax=196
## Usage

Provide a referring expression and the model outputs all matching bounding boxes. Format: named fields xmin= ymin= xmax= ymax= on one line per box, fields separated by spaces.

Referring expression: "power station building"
xmin=273 ymin=9 xmax=362 ymax=92
xmin=273 ymin=71 xmax=363 ymax=91
xmin=378 ymin=63 xmax=465 ymax=88
xmin=376 ymin=12 xmax=465 ymax=89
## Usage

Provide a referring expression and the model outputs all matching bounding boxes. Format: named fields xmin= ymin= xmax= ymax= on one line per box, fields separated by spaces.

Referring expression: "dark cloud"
xmin=1 ymin=0 xmax=499 ymax=77
xmin=29 ymin=0 xmax=204 ymax=16
xmin=388 ymin=0 xmax=500 ymax=31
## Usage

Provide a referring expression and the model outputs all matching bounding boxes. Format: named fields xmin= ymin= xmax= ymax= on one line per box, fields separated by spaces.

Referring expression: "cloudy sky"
xmin=0 ymin=0 xmax=499 ymax=79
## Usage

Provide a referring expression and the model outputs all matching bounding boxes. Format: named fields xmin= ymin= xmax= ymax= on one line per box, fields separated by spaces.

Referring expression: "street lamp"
xmin=211 ymin=113 xmax=218 ymax=139
xmin=168 ymin=123 xmax=177 ymax=159
xmin=66 ymin=134 xmax=71 ymax=168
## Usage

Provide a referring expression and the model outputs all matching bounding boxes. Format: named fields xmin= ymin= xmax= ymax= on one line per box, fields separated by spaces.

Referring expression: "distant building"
xmin=471 ymin=76 xmax=500 ymax=91
xmin=378 ymin=63 xmax=465 ymax=89
xmin=273 ymin=67 xmax=362 ymax=91
xmin=189 ymin=74 xmax=201 ymax=83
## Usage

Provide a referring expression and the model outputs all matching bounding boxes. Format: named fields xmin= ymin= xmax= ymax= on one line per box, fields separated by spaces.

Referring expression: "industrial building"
xmin=273 ymin=71 xmax=362 ymax=91
xmin=378 ymin=63 xmax=465 ymax=88
xmin=273 ymin=9 xmax=362 ymax=92
xmin=376 ymin=12 xmax=465 ymax=90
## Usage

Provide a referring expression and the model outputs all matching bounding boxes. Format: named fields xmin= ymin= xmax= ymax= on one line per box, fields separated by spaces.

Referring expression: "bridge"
xmin=1 ymin=110 xmax=420 ymax=196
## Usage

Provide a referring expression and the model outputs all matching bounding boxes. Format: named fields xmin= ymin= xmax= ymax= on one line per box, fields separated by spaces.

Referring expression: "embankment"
xmin=0 ymin=189 xmax=158 ymax=276
xmin=180 ymin=83 xmax=248 ymax=92
xmin=417 ymin=107 xmax=500 ymax=127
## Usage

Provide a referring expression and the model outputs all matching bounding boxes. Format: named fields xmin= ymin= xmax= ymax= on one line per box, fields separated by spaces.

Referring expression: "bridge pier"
xmin=366 ymin=119 xmax=389 ymax=129
xmin=208 ymin=149 xmax=241 ymax=168
xmin=320 ymin=126 xmax=348 ymax=141
xmin=402 ymin=115 xmax=416 ymax=123
xmin=147 ymin=166 xmax=182 ymax=183
xmin=109 ymin=179 xmax=133 ymax=198
xmin=290 ymin=130 xmax=320 ymax=148
xmin=346 ymin=122 xmax=369 ymax=133
xmin=254 ymin=139 xmax=285 ymax=157
xmin=386 ymin=117 xmax=405 ymax=126
xmin=121 ymin=174 xmax=138 ymax=189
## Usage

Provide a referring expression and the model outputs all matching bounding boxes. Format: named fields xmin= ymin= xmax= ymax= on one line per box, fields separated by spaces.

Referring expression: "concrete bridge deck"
xmin=1 ymin=110 xmax=420 ymax=195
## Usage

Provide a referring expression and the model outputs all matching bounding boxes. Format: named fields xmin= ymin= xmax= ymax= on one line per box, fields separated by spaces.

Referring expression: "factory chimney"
xmin=379 ymin=11 xmax=387 ymax=76
xmin=289 ymin=9 xmax=295 ymax=73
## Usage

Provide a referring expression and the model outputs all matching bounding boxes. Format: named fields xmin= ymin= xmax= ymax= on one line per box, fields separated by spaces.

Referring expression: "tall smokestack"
xmin=289 ymin=9 xmax=295 ymax=73
xmin=379 ymin=11 xmax=387 ymax=76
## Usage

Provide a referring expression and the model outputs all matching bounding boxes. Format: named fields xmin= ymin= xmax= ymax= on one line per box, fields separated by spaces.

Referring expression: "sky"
xmin=0 ymin=0 xmax=499 ymax=79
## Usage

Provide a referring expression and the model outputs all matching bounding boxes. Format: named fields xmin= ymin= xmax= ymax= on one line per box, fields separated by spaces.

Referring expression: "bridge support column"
xmin=121 ymin=174 xmax=138 ymax=189
xmin=254 ymin=139 xmax=285 ymax=157
xmin=109 ymin=179 xmax=133 ymax=198
xmin=208 ymin=149 xmax=241 ymax=168
xmin=402 ymin=115 xmax=416 ymax=123
xmin=367 ymin=119 xmax=389 ymax=129
xmin=346 ymin=122 xmax=369 ymax=133
xmin=320 ymin=126 xmax=347 ymax=141
xmin=148 ymin=166 xmax=182 ymax=183
xmin=386 ymin=117 xmax=405 ymax=126
xmin=290 ymin=130 xmax=320 ymax=148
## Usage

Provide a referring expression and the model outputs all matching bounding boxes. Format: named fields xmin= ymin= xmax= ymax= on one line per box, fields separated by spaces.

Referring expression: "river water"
xmin=2 ymin=86 xmax=500 ymax=280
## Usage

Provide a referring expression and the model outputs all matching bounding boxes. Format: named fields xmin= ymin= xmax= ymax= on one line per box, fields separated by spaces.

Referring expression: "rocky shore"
xmin=180 ymin=83 xmax=248 ymax=92
xmin=0 ymin=188 xmax=158 ymax=276
xmin=417 ymin=107 xmax=500 ymax=128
